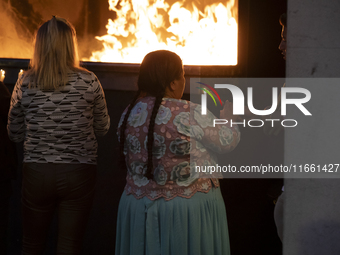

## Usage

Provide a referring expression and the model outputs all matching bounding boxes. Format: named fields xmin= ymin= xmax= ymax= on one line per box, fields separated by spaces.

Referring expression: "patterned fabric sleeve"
xmin=192 ymin=104 xmax=240 ymax=154
xmin=174 ymin=102 xmax=240 ymax=154
xmin=7 ymin=76 xmax=25 ymax=143
xmin=91 ymin=73 xmax=110 ymax=136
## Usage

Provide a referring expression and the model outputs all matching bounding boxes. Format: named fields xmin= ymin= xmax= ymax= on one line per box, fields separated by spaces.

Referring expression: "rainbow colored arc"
xmin=196 ymin=82 xmax=223 ymax=106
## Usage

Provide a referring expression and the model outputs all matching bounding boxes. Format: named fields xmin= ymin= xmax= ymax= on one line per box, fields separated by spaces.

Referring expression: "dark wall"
xmin=223 ymin=1 xmax=286 ymax=254
xmin=239 ymin=0 xmax=287 ymax=77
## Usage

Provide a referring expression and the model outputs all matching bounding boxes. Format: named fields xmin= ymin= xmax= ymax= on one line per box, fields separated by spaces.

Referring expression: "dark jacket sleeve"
xmin=0 ymin=82 xmax=17 ymax=182
xmin=0 ymin=81 xmax=11 ymax=123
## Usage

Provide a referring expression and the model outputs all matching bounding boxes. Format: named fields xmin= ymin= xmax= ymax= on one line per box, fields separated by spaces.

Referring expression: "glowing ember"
xmin=86 ymin=0 xmax=238 ymax=65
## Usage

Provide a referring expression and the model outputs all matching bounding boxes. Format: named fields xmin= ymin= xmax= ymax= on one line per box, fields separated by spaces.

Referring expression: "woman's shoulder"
xmin=69 ymin=70 xmax=103 ymax=92
xmin=162 ymin=97 xmax=192 ymax=110
xmin=73 ymin=69 xmax=98 ymax=82
xmin=163 ymin=97 xmax=189 ymax=105
xmin=132 ymin=97 xmax=195 ymax=120
xmin=17 ymin=73 xmax=31 ymax=90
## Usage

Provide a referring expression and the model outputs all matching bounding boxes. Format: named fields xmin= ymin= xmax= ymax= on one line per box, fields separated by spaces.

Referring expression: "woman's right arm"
xmin=193 ymin=102 xmax=241 ymax=154
xmin=173 ymin=101 xmax=241 ymax=154
xmin=91 ymin=74 xmax=110 ymax=136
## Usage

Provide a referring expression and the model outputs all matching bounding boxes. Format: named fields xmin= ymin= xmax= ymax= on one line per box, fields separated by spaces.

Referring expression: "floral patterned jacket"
xmin=118 ymin=96 xmax=240 ymax=200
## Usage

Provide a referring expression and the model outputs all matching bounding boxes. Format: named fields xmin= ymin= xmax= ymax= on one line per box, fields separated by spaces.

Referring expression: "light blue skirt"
xmin=115 ymin=187 xmax=230 ymax=255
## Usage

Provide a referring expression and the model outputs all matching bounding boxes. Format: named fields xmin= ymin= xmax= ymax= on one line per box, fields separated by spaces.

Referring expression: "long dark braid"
xmin=119 ymin=91 xmax=141 ymax=171
xmin=145 ymin=93 xmax=164 ymax=179
xmin=130 ymin=50 xmax=183 ymax=180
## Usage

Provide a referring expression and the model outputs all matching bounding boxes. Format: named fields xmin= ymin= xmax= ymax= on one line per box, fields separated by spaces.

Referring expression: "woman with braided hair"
xmin=116 ymin=50 xmax=241 ymax=255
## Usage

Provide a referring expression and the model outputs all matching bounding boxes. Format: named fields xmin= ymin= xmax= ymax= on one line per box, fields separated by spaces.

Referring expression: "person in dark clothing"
xmin=0 ymin=72 xmax=17 ymax=254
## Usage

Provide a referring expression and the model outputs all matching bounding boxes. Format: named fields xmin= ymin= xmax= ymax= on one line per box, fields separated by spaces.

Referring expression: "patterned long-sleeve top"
xmin=7 ymin=71 xmax=110 ymax=164
xmin=118 ymin=96 xmax=240 ymax=201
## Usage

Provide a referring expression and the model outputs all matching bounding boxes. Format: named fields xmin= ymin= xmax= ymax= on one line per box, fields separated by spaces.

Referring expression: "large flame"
xmin=87 ymin=0 xmax=238 ymax=65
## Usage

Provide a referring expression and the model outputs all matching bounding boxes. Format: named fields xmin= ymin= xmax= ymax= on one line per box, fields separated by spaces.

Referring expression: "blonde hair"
xmin=26 ymin=16 xmax=87 ymax=90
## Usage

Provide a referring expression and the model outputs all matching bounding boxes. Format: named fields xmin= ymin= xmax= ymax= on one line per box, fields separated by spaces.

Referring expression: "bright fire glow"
xmin=87 ymin=0 xmax=238 ymax=65
xmin=0 ymin=69 xmax=5 ymax=82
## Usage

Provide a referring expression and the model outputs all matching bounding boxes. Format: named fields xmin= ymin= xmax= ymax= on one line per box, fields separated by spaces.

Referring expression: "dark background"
xmin=2 ymin=0 xmax=287 ymax=254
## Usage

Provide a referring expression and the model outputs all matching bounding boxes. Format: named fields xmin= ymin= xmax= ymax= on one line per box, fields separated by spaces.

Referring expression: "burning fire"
xmin=87 ymin=0 xmax=238 ymax=65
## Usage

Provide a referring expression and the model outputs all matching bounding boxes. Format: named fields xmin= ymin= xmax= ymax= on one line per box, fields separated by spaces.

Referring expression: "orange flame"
xmin=86 ymin=0 xmax=238 ymax=65
xmin=0 ymin=69 xmax=5 ymax=82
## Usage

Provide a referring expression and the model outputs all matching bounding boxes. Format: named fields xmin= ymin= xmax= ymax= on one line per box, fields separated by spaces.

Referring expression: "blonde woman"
xmin=7 ymin=16 xmax=110 ymax=254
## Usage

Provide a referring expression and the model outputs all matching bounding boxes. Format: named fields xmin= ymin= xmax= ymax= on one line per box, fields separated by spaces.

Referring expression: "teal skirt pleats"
xmin=115 ymin=187 xmax=230 ymax=255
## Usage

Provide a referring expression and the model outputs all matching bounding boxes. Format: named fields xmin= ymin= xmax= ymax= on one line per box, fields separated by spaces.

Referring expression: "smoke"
xmin=0 ymin=0 xmax=105 ymax=60
xmin=0 ymin=0 xmax=39 ymax=59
